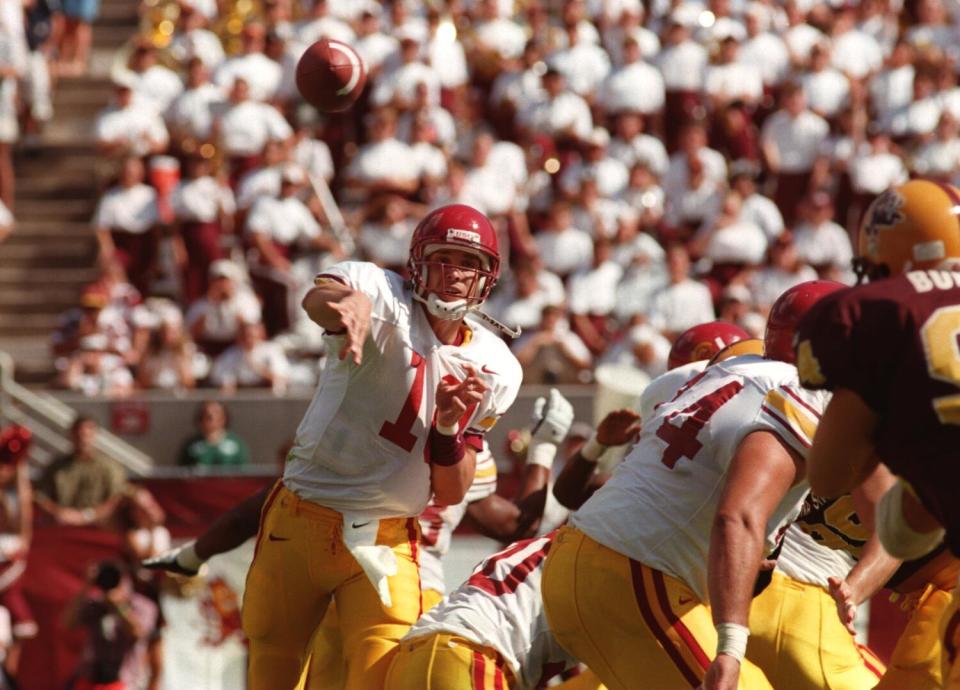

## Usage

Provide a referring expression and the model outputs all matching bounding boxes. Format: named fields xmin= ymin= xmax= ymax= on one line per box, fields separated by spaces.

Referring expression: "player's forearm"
xmin=195 ymin=487 xmax=268 ymax=560
xmin=708 ymin=509 xmax=766 ymax=626
xmin=845 ymin=535 xmax=901 ymax=606
xmin=553 ymin=452 xmax=600 ymax=510
xmin=431 ymin=447 xmax=477 ymax=506
xmin=301 ymin=281 xmax=354 ymax=331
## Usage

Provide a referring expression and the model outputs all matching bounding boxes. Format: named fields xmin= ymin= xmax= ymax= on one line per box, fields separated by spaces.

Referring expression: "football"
xmin=296 ymin=38 xmax=367 ymax=113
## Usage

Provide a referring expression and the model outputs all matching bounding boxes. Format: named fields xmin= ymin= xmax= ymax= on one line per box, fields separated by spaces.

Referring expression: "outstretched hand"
xmin=596 ymin=409 xmax=642 ymax=447
xmin=436 ymin=366 xmax=487 ymax=428
xmin=329 ymin=292 xmax=372 ymax=365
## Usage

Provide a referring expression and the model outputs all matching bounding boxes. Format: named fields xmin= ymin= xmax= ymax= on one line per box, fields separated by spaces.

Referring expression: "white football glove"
xmin=530 ymin=388 xmax=575 ymax=444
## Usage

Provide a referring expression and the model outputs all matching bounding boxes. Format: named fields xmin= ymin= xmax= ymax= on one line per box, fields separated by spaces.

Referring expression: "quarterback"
xmin=541 ymin=281 xmax=843 ymax=690
xmin=242 ymin=204 xmax=522 ymax=690
xmin=796 ymin=180 xmax=960 ymax=688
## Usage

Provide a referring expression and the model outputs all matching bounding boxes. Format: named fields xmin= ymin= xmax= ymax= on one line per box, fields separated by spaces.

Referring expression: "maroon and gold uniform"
xmin=796 ymin=270 xmax=960 ymax=552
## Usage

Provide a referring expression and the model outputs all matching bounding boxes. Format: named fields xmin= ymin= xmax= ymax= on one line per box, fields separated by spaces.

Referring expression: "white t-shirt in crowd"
xmin=568 ymin=261 xmax=624 ymax=316
xmin=94 ymin=104 xmax=170 ymax=156
xmin=169 ymin=28 xmax=226 ymax=70
xmin=209 ymin=341 xmax=290 ymax=387
xmin=831 ymin=29 xmax=883 ymax=79
xmin=534 ymin=227 xmax=595 ymax=276
xmin=791 ymin=220 xmax=854 ymax=269
xmin=656 ymin=40 xmax=707 ymax=91
xmin=739 ymin=32 xmax=789 ymax=86
xmin=549 ymin=42 xmax=612 ymax=96
xmin=246 ymin=196 xmax=321 ymax=247
xmin=518 ymin=93 xmax=593 ymax=140
xmin=218 ymin=100 xmax=292 ymax=156
xmin=800 ymin=69 xmax=850 ymax=118
xmin=701 ymin=220 xmax=768 ymax=265
xmin=761 ymin=109 xmax=829 ymax=173
xmin=598 ymin=61 xmax=666 ymax=114
xmin=186 ymin=289 xmax=262 ymax=340
xmin=704 ymin=62 xmax=763 ymax=103
xmin=171 ymin=176 xmax=236 ymax=223
xmin=648 ymin=279 xmax=716 ymax=333
xmin=164 ymin=83 xmax=224 ymax=140
xmin=739 ymin=193 xmax=785 ymax=243
xmin=609 ymin=133 xmax=669 ymax=176
xmin=346 ymin=138 xmax=419 ymax=185
xmin=848 ymin=151 xmax=908 ymax=194
xmin=214 ymin=53 xmax=283 ymax=102
xmin=93 ymin=184 xmax=159 ymax=234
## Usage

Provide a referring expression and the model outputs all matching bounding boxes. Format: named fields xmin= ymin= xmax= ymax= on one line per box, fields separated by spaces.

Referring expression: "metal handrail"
xmin=0 ymin=351 xmax=154 ymax=476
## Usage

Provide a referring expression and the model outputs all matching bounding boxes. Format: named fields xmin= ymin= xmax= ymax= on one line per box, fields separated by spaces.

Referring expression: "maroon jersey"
xmin=796 ymin=269 xmax=960 ymax=554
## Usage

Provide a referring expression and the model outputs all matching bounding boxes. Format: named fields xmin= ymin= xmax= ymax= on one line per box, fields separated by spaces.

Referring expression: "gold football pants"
xmin=242 ymin=483 xmax=423 ymax=690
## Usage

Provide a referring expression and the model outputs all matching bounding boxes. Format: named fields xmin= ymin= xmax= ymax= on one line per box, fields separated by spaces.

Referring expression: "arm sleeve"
xmin=464 ymin=446 xmax=498 ymax=503
xmin=751 ymin=383 xmax=830 ymax=458
xmin=316 ymin=261 xmax=405 ymax=342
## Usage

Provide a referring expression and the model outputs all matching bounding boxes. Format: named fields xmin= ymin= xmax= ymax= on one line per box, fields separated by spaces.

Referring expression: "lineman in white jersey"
xmin=387 ymin=531 xmax=582 ymax=690
xmin=541 ymin=281 xmax=845 ymax=690
xmin=242 ymin=204 xmax=522 ymax=690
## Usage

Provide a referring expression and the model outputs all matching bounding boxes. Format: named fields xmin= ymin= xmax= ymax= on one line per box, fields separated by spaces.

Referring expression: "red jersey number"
xmin=656 ymin=381 xmax=744 ymax=468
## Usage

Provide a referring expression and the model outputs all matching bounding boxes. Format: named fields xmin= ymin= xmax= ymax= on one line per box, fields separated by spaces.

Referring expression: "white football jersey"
xmin=404 ymin=532 xmax=577 ymax=690
xmin=775 ymin=494 xmax=864 ymax=589
xmin=639 ymin=360 xmax=707 ymax=422
xmin=418 ymin=445 xmax=498 ymax=594
xmin=283 ymin=262 xmax=522 ymax=519
xmin=572 ymin=355 xmax=828 ymax=602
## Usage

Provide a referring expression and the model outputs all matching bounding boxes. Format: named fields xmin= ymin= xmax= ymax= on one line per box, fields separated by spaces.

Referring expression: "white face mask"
xmin=414 ymin=290 xmax=471 ymax=320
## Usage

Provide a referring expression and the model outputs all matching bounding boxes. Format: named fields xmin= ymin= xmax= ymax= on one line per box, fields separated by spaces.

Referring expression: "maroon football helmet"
xmin=668 ymin=321 xmax=751 ymax=370
xmin=408 ymin=204 xmax=501 ymax=319
xmin=765 ymin=281 xmax=846 ymax=363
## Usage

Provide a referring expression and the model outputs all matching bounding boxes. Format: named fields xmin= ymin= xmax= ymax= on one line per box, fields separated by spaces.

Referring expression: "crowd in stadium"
xmin=28 ymin=0 xmax=959 ymax=396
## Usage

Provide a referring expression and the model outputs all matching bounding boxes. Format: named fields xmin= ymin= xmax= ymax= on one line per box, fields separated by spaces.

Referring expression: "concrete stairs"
xmin=0 ymin=0 xmax=140 ymax=384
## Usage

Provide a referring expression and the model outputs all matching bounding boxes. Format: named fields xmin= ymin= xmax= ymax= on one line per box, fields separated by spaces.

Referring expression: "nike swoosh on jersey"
xmin=268 ymin=533 xmax=290 ymax=542
xmin=481 ymin=365 xmax=499 ymax=375
xmin=352 ymin=521 xmax=371 ymax=529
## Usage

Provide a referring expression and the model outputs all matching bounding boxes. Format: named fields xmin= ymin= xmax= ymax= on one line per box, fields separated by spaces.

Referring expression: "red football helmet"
xmin=0 ymin=425 xmax=31 ymax=466
xmin=764 ymin=281 xmax=846 ymax=363
xmin=408 ymin=204 xmax=501 ymax=319
xmin=668 ymin=321 xmax=750 ymax=370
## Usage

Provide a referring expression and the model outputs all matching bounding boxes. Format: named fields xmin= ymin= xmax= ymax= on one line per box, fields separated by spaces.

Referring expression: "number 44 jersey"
xmin=796 ymin=269 xmax=960 ymax=555
xmin=571 ymin=354 xmax=830 ymax=602
xmin=283 ymin=261 xmax=522 ymax=520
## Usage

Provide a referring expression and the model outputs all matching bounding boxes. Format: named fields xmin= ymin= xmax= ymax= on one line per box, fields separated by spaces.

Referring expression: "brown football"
xmin=295 ymin=38 xmax=367 ymax=113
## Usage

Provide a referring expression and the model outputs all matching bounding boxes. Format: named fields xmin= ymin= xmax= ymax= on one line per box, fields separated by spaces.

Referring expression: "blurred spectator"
xmin=848 ymin=130 xmax=908 ymax=197
xmin=168 ymin=4 xmax=224 ymax=70
xmin=648 ymin=244 xmax=715 ymax=337
xmin=214 ymin=22 xmax=281 ymax=102
xmin=656 ymin=18 xmax=707 ymax=149
xmin=178 ymin=400 xmax=250 ymax=467
xmin=170 ymin=154 xmax=235 ymax=303
xmin=534 ymin=202 xmax=594 ymax=278
xmin=164 ymin=57 xmax=224 ymax=145
xmin=94 ymin=77 xmax=169 ymax=159
xmin=487 ymin=257 xmax=565 ymax=332
xmin=0 ymin=425 xmax=36 ymax=682
xmin=512 ymin=305 xmax=592 ymax=384
xmin=209 ymin=321 xmax=289 ymax=394
xmin=913 ymin=113 xmax=960 ymax=180
xmin=791 ymin=191 xmax=854 ymax=277
xmin=216 ymin=77 xmax=292 ymax=182
xmin=829 ymin=5 xmax=883 ymax=80
xmin=246 ymin=164 xmax=342 ymax=336
xmin=353 ymin=8 xmax=399 ymax=75
xmin=608 ymin=112 xmax=668 ymax=178
xmin=749 ymin=231 xmax=818 ymax=312
xmin=729 ymin=160 xmax=784 ymax=243
xmin=691 ymin=190 xmax=767 ymax=271
xmin=559 ymin=127 xmax=628 ymax=199
xmin=370 ymin=36 xmax=441 ymax=111
xmin=567 ymin=237 xmax=623 ymax=355
xmin=663 ymin=122 xmax=727 ymax=233
xmin=598 ymin=36 xmax=664 ymax=116
xmin=64 ymin=560 xmax=160 ymax=690
xmin=870 ymin=39 xmax=914 ymax=131
xmin=344 ymin=108 xmax=418 ymax=199
xmin=549 ymin=25 xmax=610 ymax=97
xmin=599 ymin=323 xmax=671 ymax=379
xmin=358 ymin=195 xmax=417 ymax=272
xmin=704 ymin=36 xmax=762 ymax=111
xmin=761 ymin=83 xmax=829 ymax=223
xmin=739 ymin=5 xmax=790 ymax=93
xmin=35 ymin=417 xmax=127 ymax=526
xmin=58 ymin=333 xmax=136 ymax=397
xmin=800 ymin=42 xmax=850 ymax=120
xmin=134 ymin=315 xmax=196 ymax=391
xmin=56 ymin=0 xmax=101 ymax=75
xmin=125 ymin=40 xmax=182 ymax=114
xmin=93 ymin=157 xmax=161 ymax=294
xmin=517 ymin=66 xmax=593 ymax=145
xmin=186 ymin=260 xmax=262 ymax=356
xmin=119 ymin=488 xmax=169 ymax=564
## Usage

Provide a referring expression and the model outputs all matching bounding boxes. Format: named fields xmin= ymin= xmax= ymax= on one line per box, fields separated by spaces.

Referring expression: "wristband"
xmin=429 ymin=426 xmax=466 ymax=467
xmin=176 ymin=542 xmax=204 ymax=572
xmin=579 ymin=433 xmax=606 ymax=463
xmin=715 ymin=622 xmax=749 ymax=661
xmin=526 ymin=440 xmax=558 ymax=470
xmin=435 ymin=421 xmax=459 ymax=436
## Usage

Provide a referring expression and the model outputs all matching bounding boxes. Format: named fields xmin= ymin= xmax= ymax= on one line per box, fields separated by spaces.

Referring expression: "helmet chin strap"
xmin=415 ymin=291 xmax=471 ymax=320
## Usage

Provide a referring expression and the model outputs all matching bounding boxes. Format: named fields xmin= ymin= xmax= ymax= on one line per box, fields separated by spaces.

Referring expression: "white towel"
xmin=341 ymin=514 xmax=399 ymax=608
